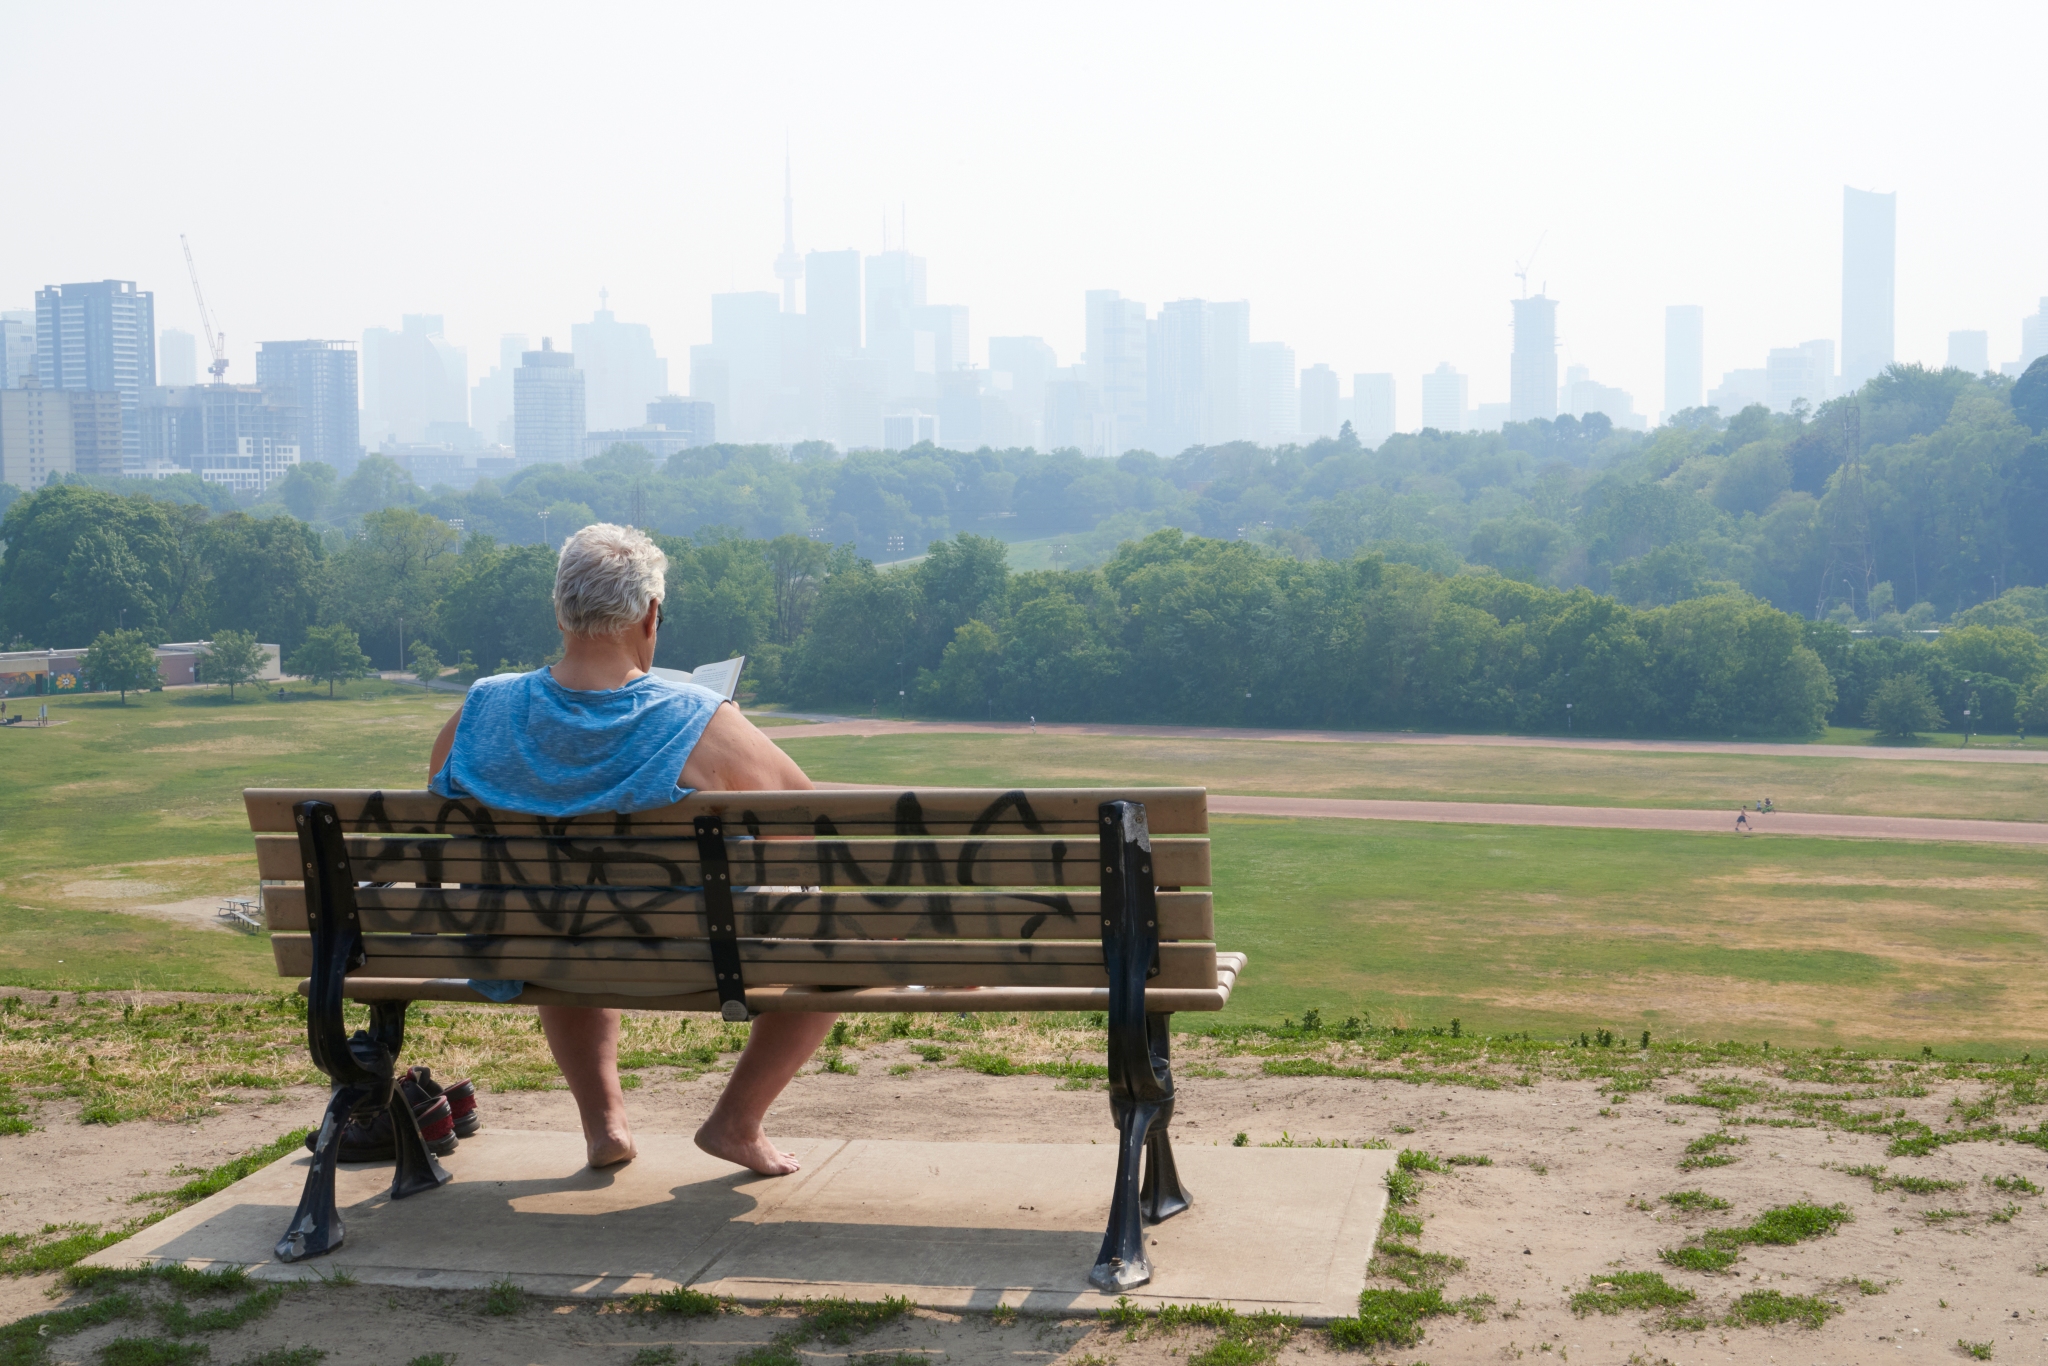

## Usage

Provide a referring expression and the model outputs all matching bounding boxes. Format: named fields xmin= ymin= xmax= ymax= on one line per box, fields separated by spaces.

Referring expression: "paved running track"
xmin=1205 ymin=795 xmax=2048 ymax=846
xmin=784 ymin=717 xmax=2048 ymax=845
xmin=766 ymin=714 xmax=2048 ymax=764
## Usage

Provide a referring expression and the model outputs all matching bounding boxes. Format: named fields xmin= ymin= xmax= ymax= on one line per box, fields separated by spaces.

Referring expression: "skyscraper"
xmin=35 ymin=280 xmax=155 ymax=469
xmin=1352 ymin=373 xmax=1395 ymax=446
xmin=805 ymin=251 xmax=862 ymax=355
xmin=1663 ymin=305 xmax=1703 ymax=419
xmin=1083 ymin=290 xmax=1147 ymax=455
xmin=470 ymin=335 xmax=527 ymax=447
xmin=1948 ymin=331 xmax=1989 ymax=376
xmin=1766 ymin=340 xmax=1834 ymax=413
xmin=1509 ymin=294 xmax=1557 ymax=423
xmin=1 ymin=311 xmax=34 ymax=389
xmin=645 ymin=395 xmax=715 ymax=448
xmin=692 ymin=293 xmax=779 ymax=442
xmin=513 ymin=338 xmax=584 ymax=467
xmin=2020 ymin=300 xmax=2048 ymax=373
xmin=158 ymin=329 xmax=198 ymax=387
xmin=1299 ymin=364 xmax=1340 ymax=439
xmin=0 ymin=380 xmax=124 ymax=485
xmin=361 ymin=315 xmax=466 ymax=446
xmin=255 ymin=340 xmax=359 ymax=472
xmin=1245 ymin=342 xmax=1297 ymax=442
xmin=572 ymin=295 xmax=669 ymax=431
xmin=1421 ymin=363 xmax=1468 ymax=432
xmin=1841 ymin=186 xmax=1896 ymax=390
xmin=865 ymin=250 xmax=928 ymax=403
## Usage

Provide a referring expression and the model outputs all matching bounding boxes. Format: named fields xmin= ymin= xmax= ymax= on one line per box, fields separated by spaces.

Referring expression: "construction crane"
xmin=180 ymin=234 xmax=230 ymax=383
xmin=1513 ymin=230 xmax=1548 ymax=298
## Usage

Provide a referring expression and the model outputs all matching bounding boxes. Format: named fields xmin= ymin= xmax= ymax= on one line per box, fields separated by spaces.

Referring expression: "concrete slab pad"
xmin=82 ymin=1133 xmax=1390 ymax=1321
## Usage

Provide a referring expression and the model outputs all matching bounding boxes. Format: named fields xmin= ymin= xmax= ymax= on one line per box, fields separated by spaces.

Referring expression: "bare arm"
xmin=681 ymin=704 xmax=814 ymax=793
xmin=428 ymin=709 xmax=462 ymax=782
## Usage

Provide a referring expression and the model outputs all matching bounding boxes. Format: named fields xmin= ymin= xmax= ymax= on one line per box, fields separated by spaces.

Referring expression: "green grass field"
xmin=3 ymin=686 xmax=2044 ymax=1048
xmin=772 ymin=730 xmax=2048 ymax=822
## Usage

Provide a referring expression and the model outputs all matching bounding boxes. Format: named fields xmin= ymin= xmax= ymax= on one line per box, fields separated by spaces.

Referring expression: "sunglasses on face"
xmin=656 ymin=601 xmax=665 ymax=628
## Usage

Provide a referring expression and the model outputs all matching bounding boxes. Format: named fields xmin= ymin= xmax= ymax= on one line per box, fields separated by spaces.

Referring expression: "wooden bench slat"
xmin=244 ymin=787 xmax=1210 ymax=837
xmin=303 ymin=953 xmax=1246 ymax=1014
xmin=251 ymin=832 xmax=1210 ymax=888
xmin=269 ymin=935 xmax=1218 ymax=990
xmin=260 ymin=885 xmax=1215 ymax=941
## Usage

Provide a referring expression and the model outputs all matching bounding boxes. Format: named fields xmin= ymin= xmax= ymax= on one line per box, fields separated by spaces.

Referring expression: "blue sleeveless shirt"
xmin=430 ymin=668 xmax=727 ymax=815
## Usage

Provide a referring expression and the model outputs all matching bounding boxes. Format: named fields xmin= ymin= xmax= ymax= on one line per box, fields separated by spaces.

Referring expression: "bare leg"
xmin=538 ymin=1004 xmax=637 ymax=1168
xmin=695 ymin=1012 xmax=838 ymax=1176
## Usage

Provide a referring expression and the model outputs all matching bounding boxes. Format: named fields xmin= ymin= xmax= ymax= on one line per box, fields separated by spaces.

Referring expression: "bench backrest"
xmin=246 ymin=787 xmax=1215 ymax=994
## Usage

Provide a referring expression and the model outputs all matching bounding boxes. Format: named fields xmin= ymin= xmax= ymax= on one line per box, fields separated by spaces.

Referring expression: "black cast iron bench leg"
xmin=276 ymin=801 xmax=449 ymax=1263
xmin=1091 ymin=801 xmax=1192 ymax=1293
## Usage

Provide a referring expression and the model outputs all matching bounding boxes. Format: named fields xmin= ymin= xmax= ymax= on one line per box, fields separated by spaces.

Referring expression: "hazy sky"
xmin=5 ymin=1 xmax=2044 ymax=430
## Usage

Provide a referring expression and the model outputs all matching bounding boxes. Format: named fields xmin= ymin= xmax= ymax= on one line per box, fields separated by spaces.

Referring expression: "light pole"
xmin=1566 ymin=701 xmax=1573 ymax=734
xmin=398 ymin=614 xmax=404 ymax=679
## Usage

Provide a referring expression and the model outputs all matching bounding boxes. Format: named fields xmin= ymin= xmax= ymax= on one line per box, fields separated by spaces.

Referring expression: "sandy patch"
xmin=4 ymin=1052 xmax=2044 ymax=1362
xmin=139 ymin=735 xmax=308 ymax=755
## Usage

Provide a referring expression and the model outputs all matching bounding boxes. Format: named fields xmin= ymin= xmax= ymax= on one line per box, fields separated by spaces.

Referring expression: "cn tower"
xmin=773 ymin=143 xmax=802 ymax=313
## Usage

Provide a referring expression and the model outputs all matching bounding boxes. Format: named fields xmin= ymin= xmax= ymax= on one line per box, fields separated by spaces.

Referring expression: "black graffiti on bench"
xmin=331 ymin=787 xmax=1086 ymax=941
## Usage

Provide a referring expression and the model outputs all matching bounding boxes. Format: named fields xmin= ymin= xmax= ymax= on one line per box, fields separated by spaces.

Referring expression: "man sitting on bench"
xmin=426 ymin=522 xmax=834 ymax=1175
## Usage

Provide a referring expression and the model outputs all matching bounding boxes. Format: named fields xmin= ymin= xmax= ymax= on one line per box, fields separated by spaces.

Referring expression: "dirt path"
xmin=768 ymin=714 xmax=2048 ymax=765
xmin=1208 ymin=794 xmax=2048 ymax=845
xmin=6 ymin=1051 xmax=2044 ymax=1363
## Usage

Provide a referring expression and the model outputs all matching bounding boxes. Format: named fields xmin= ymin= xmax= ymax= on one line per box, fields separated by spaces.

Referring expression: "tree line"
xmin=9 ymin=360 xmax=2040 ymax=638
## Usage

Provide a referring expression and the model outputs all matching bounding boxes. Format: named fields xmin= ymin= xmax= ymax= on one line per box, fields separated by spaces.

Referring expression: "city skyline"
xmin=0 ymin=1 xmax=2041 ymax=439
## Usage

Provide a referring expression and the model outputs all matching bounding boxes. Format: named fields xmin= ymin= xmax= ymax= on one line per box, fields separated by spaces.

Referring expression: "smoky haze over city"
xmin=2 ymin=0 xmax=2045 ymax=452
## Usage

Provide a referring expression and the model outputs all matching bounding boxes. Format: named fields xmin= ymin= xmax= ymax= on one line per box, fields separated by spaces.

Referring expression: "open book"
xmin=649 ymin=655 xmax=745 ymax=700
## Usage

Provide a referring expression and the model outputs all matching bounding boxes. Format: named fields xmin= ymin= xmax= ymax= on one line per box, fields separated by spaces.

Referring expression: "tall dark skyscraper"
xmin=256 ymin=340 xmax=360 ymax=472
xmin=1841 ymin=186 xmax=1896 ymax=390
xmin=35 ymin=279 xmax=155 ymax=469
xmin=1509 ymin=294 xmax=1558 ymax=422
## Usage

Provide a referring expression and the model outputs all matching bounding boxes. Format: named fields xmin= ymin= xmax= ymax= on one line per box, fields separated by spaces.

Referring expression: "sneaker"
xmin=304 ymin=1076 xmax=459 ymax=1161
xmin=409 ymin=1065 xmax=479 ymax=1139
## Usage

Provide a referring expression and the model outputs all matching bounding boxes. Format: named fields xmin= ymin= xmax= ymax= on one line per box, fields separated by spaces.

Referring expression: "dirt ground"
xmin=5 ymin=1041 xmax=2046 ymax=1365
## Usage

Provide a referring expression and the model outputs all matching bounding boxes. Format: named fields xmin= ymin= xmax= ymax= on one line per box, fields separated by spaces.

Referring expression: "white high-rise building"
xmin=1663 ymin=305 xmax=1703 ymax=419
xmin=35 ymin=280 xmax=155 ymax=469
xmin=1766 ymin=340 xmax=1834 ymax=412
xmin=1299 ymin=364 xmax=1340 ymax=439
xmin=1352 ymin=373 xmax=1395 ymax=446
xmin=1841 ymin=186 xmax=1896 ymax=390
xmin=2013 ymin=300 xmax=2048 ymax=376
xmin=158 ymin=329 xmax=198 ymax=387
xmin=1145 ymin=299 xmax=1249 ymax=452
xmin=572 ymin=294 xmax=669 ymax=431
xmin=1245 ymin=342 xmax=1297 ymax=443
xmin=1509 ymin=295 xmax=1559 ymax=422
xmin=1083 ymin=290 xmax=1147 ymax=455
xmin=513 ymin=338 xmax=584 ymax=467
xmin=1559 ymin=365 xmax=1645 ymax=431
xmin=1947 ymin=331 xmax=1989 ymax=375
xmin=471 ymin=335 xmax=527 ymax=447
xmin=1420 ymin=363 xmax=1468 ymax=432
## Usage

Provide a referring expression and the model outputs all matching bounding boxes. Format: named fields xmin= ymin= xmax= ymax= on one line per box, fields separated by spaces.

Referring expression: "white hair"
xmin=553 ymin=523 xmax=668 ymax=637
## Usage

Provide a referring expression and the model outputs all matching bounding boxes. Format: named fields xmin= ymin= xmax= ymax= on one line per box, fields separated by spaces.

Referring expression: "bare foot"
xmin=587 ymin=1129 xmax=637 ymax=1169
xmin=695 ymin=1119 xmax=801 ymax=1176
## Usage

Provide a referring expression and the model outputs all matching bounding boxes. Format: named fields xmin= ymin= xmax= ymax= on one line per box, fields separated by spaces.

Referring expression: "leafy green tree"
xmin=262 ymin=460 xmax=339 ymax=522
xmin=288 ymin=624 xmax=372 ymax=698
xmin=196 ymin=629 xmax=266 ymax=700
xmin=1864 ymin=673 xmax=1944 ymax=738
xmin=2014 ymin=357 xmax=2048 ymax=434
xmin=0 ymin=485 xmax=180 ymax=646
xmin=84 ymin=629 xmax=160 ymax=702
xmin=329 ymin=507 xmax=457 ymax=668
xmin=438 ymin=535 xmax=560 ymax=674
xmin=2019 ymin=681 xmax=2048 ymax=737
xmin=201 ymin=512 xmax=324 ymax=650
xmin=408 ymin=639 xmax=444 ymax=687
xmin=1933 ymin=625 xmax=2047 ymax=691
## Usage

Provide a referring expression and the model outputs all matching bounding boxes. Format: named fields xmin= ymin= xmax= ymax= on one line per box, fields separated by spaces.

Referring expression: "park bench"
xmin=244 ymin=785 xmax=1245 ymax=1293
